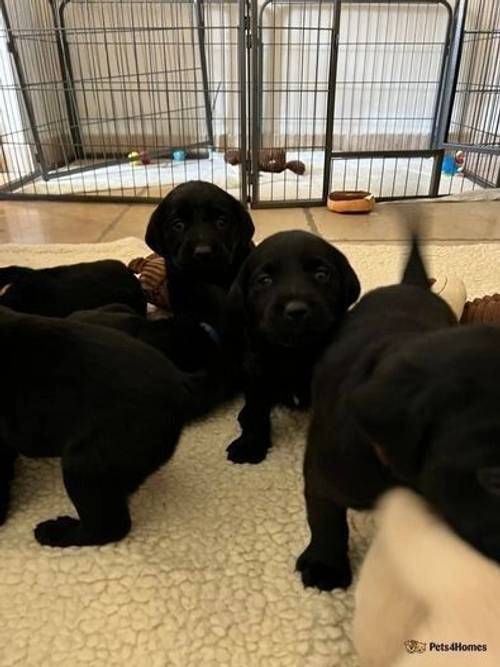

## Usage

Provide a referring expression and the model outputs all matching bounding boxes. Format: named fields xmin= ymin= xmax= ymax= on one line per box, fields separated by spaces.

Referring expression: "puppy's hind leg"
xmin=35 ymin=462 xmax=131 ymax=547
xmin=0 ymin=444 xmax=17 ymax=525
xmin=296 ymin=493 xmax=352 ymax=591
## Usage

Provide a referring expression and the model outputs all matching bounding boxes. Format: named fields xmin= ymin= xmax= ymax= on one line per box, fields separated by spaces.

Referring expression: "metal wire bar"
xmin=0 ymin=0 xmax=496 ymax=205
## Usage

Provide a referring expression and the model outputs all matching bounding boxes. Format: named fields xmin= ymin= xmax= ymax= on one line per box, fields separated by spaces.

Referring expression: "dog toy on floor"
xmin=428 ymin=275 xmax=467 ymax=321
xmin=327 ymin=190 xmax=375 ymax=213
xmin=461 ymin=294 xmax=500 ymax=324
xmin=224 ymin=148 xmax=306 ymax=175
xmin=128 ymin=150 xmax=151 ymax=166
xmin=442 ymin=151 xmax=465 ymax=176
xmin=128 ymin=253 xmax=170 ymax=311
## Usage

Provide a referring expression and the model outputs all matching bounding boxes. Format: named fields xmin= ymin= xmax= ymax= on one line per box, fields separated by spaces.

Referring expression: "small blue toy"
xmin=172 ymin=149 xmax=186 ymax=161
xmin=442 ymin=151 xmax=465 ymax=176
xmin=442 ymin=154 xmax=458 ymax=175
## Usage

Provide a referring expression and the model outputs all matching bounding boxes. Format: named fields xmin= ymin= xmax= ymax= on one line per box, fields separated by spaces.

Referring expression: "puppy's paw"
xmin=34 ymin=516 xmax=81 ymax=547
xmin=226 ymin=435 xmax=269 ymax=464
xmin=296 ymin=547 xmax=352 ymax=591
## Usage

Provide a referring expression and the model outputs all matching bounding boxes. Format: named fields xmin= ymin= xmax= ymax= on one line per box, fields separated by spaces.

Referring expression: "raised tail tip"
xmin=401 ymin=231 xmax=430 ymax=289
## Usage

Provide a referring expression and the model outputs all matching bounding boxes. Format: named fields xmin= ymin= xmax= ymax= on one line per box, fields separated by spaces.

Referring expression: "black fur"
xmin=224 ymin=230 xmax=360 ymax=464
xmin=145 ymin=181 xmax=255 ymax=326
xmin=0 ymin=305 xmax=228 ymax=547
xmin=297 ymin=235 xmax=463 ymax=591
xmin=68 ymin=304 xmax=223 ymax=373
xmin=0 ymin=260 xmax=146 ymax=317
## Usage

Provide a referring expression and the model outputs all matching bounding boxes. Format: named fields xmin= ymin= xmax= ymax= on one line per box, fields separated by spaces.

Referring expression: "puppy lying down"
xmin=353 ymin=488 xmax=500 ymax=667
xmin=0 ymin=260 xmax=146 ymax=317
xmin=0 ymin=305 xmax=225 ymax=547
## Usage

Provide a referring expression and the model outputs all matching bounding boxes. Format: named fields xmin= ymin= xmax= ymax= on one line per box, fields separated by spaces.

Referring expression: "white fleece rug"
xmin=0 ymin=236 xmax=499 ymax=667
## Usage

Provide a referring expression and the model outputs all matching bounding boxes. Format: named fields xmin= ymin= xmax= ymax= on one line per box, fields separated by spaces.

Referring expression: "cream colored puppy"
xmin=353 ymin=488 xmax=500 ymax=666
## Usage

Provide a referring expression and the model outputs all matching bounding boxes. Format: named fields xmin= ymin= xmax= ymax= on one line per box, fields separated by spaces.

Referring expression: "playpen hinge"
xmin=244 ymin=15 xmax=252 ymax=48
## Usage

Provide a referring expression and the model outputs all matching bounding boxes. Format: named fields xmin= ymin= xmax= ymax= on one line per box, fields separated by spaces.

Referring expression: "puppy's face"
xmin=349 ymin=326 xmax=500 ymax=563
xmin=145 ymin=181 xmax=254 ymax=282
xmin=231 ymin=231 xmax=360 ymax=348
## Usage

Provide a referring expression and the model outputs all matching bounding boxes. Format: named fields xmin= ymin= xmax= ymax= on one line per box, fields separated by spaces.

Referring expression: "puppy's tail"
xmin=401 ymin=231 xmax=430 ymax=290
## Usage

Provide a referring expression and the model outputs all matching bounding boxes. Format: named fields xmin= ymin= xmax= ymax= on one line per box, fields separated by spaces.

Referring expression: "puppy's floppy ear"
xmin=236 ymin=204 xmax=255 ymax=246
xmin=145 ymin=205 xmax=164 ymax=254
xmin=348 ymin=360 xmax=432 ymax=481
xmin=145 ymin=194 xmax=175 ymax=254
xmin=229 ymin=197 xmax=255 ymax=261
xmin=328 ymin=246 xmax=360 ymax=310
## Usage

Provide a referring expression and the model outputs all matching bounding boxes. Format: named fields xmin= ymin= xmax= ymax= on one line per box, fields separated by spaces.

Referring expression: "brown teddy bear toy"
xmin=460 ymin=294 xmax=500 ymax=324
xmin=224 ymin=148 xmax=306 ymax=175
xmin=128 ymin=254 xmax=170 ymax=311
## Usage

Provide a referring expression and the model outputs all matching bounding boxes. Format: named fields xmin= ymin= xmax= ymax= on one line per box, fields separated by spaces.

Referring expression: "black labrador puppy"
xmin=0 ymin=305 xmax=226 ymax=547
xmin=0 ymin=260 xmax=146 ymax=317
xmin=225 ymin=230 xmax=360 ymax=464
xmin=69 ymin=303 xmax=232 ymax=375
xmin=297 ymin=235 xmax=461 ymax=591
xmin=145 ymin=180 xmax=254 ymax=326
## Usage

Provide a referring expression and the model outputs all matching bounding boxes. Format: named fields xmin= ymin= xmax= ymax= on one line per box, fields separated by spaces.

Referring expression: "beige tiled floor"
xmin=1 ymin=198 xmax=500 ymax=245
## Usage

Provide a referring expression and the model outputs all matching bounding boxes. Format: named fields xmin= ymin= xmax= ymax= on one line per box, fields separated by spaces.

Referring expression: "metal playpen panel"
xmin=0 ymin=0 xmax=498 ymax=205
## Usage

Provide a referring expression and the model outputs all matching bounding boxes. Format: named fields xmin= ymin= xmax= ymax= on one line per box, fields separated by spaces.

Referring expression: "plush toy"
xmin=461 ymin=294 xmax=500 ymax=324
xmin=128 ymin=151 xmax=141 ymax=167
xmin=139 ymin=149 xmax=151 ymax=165
xmin=128 ymin=253 xmax=170 ymax=311
xmin=442 ymin=151 xmax=465 ymax=176
xmin=128 ymin=150 xmax=151 ymax=166
xmin=428 ymin=275 xmax=467 ymax=321
xmin=455 ymin=150 xmax=465 ymax=173
xmin=224 ymin=148 xmax=306 ymax=175
xmin=429 ymin=279 xmax=500 ymax=324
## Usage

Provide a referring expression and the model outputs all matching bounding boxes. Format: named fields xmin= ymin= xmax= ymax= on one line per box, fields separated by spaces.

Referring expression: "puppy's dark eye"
xmin=172 ymin=220 xmax=185 ymax=232
xmin=314 ymin=269 xmax=330 ymax=283
xmin=256 ymin=273 xmax=273 ymax=287
xmin=215 ymin=217 xmax=227 ymax=230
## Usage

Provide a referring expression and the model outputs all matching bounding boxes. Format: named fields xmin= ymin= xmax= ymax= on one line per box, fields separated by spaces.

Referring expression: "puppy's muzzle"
xmin=283 ymin=300 xmax=311 ymax=322
xmin=192 ymin=244 xmax=214 ymax=261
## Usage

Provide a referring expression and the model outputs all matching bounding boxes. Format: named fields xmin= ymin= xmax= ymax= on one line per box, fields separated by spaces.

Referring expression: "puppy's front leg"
xmin=296 ymin=493 xmax=352 ymax=591
xmin=35 ymin=463 xmax=131 ymax=547
xmin=0 ymin=445 xmax=17 ymax=525
xmin=227 ymin=378 xmax=272 ymax=464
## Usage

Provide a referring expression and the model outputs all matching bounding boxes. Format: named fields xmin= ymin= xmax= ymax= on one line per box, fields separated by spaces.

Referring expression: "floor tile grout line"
xmin=96 ymin=193 xmax=148 ymax=243
xmin=303 ymin=208 xmax=321 ymax=236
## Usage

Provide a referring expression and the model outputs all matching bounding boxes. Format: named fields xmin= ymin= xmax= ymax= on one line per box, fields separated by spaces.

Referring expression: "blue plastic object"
xmin=442 ymin=154 xmax=458 ymax=176
xmin=173 ymin=149 xmax=186 ymax=161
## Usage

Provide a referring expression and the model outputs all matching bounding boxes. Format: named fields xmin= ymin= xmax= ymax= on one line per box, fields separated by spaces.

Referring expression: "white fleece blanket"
xmin=0 ymin=236 xmax=499 ymax=667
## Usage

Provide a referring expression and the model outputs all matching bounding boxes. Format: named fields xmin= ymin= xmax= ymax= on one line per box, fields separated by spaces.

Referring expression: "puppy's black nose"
xmin=193 ymin=245 xmax=213 ymax=260
xmin=283 ymin=300 xmax=310 ymax=321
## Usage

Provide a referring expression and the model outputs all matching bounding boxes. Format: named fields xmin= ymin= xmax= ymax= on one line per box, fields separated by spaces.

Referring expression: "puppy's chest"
xmin=248 ymin=354 xmax=312 ymax=408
